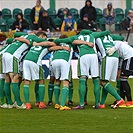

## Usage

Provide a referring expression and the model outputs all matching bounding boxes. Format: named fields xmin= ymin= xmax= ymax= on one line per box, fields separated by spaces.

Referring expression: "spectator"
xmin=80 ymin=0 xmax=97 ymax=22
xmin=58 ymin=8 xmax=70 ymax=21
xmin=12 ymin=13 xmax=29 ymax=31
xmin=30 ymin=0 xmax=45 ymax=30
xmin=103 ymin=2 xmax=115 ymax=32
xmin=38 ymin=10 xmax=59 ymax=32
xmin=78 ymin=14 xmax=96 ymax=31
xmin=124 ymin=10 xmax=133 ymax=30
xmin=61 ymin=13 xmax=77 ymax=32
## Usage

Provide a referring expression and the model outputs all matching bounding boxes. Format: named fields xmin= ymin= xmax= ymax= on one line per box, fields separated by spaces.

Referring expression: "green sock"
xmin=68 ymin=82 xmax=73 ymax=101
xmin=93 ymin=78 xmax=100 ymax=106
xmin=14 ymin=82 xmax=20 ymax=102
xmin=100 ymin=87 xmax=108 ymax=105
xmin=4 ymin=82 xmax=13 ymax=105
xmin=116 ymin=79 xmax=120 ymax=95
xmin=54 ymin=84 xmax=60 ymax=104
xmin=23 ymin=84 xmax=30 ymax=103
xmin=104 ymin=82 xmax=121 ymax=100
xmin=78 ymin=78 xmax=86 ymax=106
xmin=39 ymin=84 xmax=45 ymax=102
xmin=12 ymin=82 xmax=22 ymax=106
xmin=34 ymin=83 xmax=39 ymax=102
xmin=0 ymin=79 xmax=5 ymax=105
xmin=61 ymin=86 xmax=69 ymax=106
xmin=48 ymin=82 xmax=54 ymax=102
xmin=84 ymin=81 xmax=88 ymax=102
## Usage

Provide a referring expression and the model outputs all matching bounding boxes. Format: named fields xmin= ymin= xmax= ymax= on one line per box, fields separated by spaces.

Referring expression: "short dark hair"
xmin=59 ymin=35 xmax=68 ymax=39
xmin=36 ymin=31 xmax=47 ymax=37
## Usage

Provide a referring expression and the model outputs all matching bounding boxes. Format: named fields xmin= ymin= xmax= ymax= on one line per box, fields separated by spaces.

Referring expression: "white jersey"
xmin=114 ymin=41 xmax=133 ymax=60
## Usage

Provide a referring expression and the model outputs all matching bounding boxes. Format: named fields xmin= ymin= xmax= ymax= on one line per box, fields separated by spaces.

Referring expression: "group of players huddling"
xmin=0 ymin=29 xmax=133 ymax=110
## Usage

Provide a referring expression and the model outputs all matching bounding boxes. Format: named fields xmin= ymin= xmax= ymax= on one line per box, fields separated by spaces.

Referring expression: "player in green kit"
xmin=2 ymin=32 xmax=46 ymax=109
xmin=0 ymin=38 xmax=14 ymax=108
xmin=23 ymin=32 xmax=56 ymax=109
xmin=52 ymin=33 xmax=94 ymax=110
xmin=95 ymin=32 xmax=125 ymax=109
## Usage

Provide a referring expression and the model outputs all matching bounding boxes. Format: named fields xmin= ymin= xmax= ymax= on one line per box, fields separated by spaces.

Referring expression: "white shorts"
xmin=49 ymin=59 xmax=54 ymax=77
xmin=78 ymin=54 xmax=99 ymax=78
xmin=51 ymin=59 xmax=70 ymax=81
xmin=23 ymin=60 xmax=44 ymax=81
xmin=100 ymin=56 xmax=119 ymax=82
xmin=2 ymin=52 xmax=19 ymax=74
xmin=0 ymin=74 xmax=5 ymax=79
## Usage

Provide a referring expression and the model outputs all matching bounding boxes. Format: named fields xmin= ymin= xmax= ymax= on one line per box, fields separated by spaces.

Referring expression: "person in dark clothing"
xmin=12 ymin=13 xmax=29 ymax=31
xmin=30 ymin=0 xmax=45 ymax=30
xmin=80 ymin=0 xmax=97 ymax=22
xmin=78 ymin=14 xmax=95 ymax=31
xmin=124 ymin=10 xmax=133 ymax=30
xmin=38 ymin=10 xmax=60 ymax=31
xmin=57 ymin=8 xmax=70 ymax=21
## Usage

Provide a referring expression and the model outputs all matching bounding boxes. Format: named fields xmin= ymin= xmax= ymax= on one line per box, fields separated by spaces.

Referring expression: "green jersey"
xmin=53 ymin=39 xmax=73 ymax=62
xmin=96 ymin=34 xmax=118 ymax=58
xmin=24 ymin=40 xmax=49 ymax=66
xmin=5 ymin=34 xmax=44 ymax=59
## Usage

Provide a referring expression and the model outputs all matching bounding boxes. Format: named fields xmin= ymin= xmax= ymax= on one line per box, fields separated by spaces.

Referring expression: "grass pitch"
xmin=0 ymin=79 xmax=133 ymax=133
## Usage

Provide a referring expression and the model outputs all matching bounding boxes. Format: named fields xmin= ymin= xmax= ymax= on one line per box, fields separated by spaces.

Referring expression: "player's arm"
xmin=33 ymin=41 xmax=56 ymax=47
xmin=110 ymin=34 xmax=124 ymax=41
xmin=72 ymin=40 xmax=94 ymax=47
xmin=14 ymin=37 xmax=30 ymax=45
xmin=106 ymin=41 xmax=123 ymax=56
xmin=49 ymin=46 xmax=71 ymax=52
xmin=92 ymin=30 xmax=110 ymax=39
xmin=95 ymin=38 xmax=106 ymax=58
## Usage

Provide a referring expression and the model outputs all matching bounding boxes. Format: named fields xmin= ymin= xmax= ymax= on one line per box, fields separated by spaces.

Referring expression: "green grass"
xmin=0 ymin=79 xmax=133 ymax=133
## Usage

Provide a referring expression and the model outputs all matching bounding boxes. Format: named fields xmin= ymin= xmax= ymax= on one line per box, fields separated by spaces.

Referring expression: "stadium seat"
xmin=57 ymin=8 xmax=64 ymax=18
xmin=24 ymin=8 xmax=31 ymax=23
xmin=0 ymin=18 xmax=7 ymax=32
xmin=115 ymin=8 xmax=124 ymax=21
xmin=2 ymin=8 xmax=12 ymax=22
xmin=99 ymin=17 xmax=106 ymax=31
xmin=13 ymin=8 xmax=22 ymax=19
xmin=7 ymin=18 xmax=16 ymax=30
xmin=70 ymin=8 xmax=79 ymax=19
xmin=96 ymin=8 xmax=102 ymax=28
xmin=76 ymin=18 xmax=81 ymax=25
xmin=115 ymin=17 xmax=122 ymax=31
xmin=96 ymin=8 xmax=102 ymax=23
xmin=47 ymin=8 xmax=56 ymax=20
xmin=53 ymin=18 xmax=62 ymax=28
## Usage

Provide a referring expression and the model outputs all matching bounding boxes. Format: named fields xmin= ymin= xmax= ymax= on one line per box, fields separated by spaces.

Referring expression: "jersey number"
xmin=78 ymin=35 xmax=90 ymax=42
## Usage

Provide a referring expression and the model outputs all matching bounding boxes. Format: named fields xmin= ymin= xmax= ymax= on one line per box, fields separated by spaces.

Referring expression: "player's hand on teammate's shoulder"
xmin=62 ymin=46 xmax=71 ymax=52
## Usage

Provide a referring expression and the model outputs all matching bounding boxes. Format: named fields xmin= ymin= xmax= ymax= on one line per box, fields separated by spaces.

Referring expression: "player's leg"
xmin=48 ymin=76 xmax=55 ymax=106
xmin=51 ymin=60 xmax=61 ymax=108
xmin=119 ymin=58 xmax=133 ymax=107
xmin=90 ymin=54 xmax=101 ymax=108
xmin=3 ymin=73 xmax=13 ymax=107
xmin=99 ymin=57 xmax=124 ymax=108
xmin=34 ymin=81 xmax=39 ymax=106
xmin=0 ymin=75 xmax=6 ymax=106
xmin=73 ymin=56 xmax=88 ymax=109
xmin=11 ymin=73 xmax=23 ymax=107
xmin=68 ymin=66 xmax=74 ymax=106
xmin=54 ymin=79 xmax=61 ymax=109
xmin=84 ymin=79 xmax=88 ymax=105
xmin=23 ymin=79 xmax=32 ymax=109
xmin=68 ymin=80 xmax=74 ymax=105
xmin=38 ymin=79 xmax=47 ymax=109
